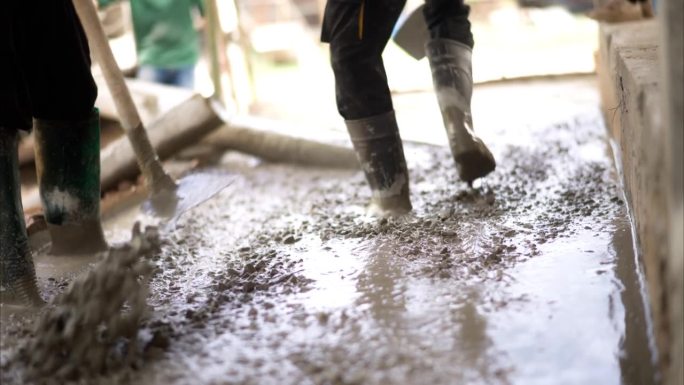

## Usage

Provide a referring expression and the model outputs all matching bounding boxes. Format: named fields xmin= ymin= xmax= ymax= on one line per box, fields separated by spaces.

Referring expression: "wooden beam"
xmin=100 ymin=94 xmax=224 ymax=191
xmin=204 ymin=115 xmax=359 ymax=169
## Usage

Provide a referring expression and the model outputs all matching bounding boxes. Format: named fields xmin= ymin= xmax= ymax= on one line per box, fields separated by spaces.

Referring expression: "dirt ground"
xmin=0 ymin=77 xmax=660 ymax=385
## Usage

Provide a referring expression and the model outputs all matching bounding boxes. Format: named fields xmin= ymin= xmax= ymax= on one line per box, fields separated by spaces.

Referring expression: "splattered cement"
xmin=0 ymin=77 xmax=659 ymax=385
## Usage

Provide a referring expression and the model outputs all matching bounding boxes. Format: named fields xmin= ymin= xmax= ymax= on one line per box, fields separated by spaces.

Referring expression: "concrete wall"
xmin=597 ymin=2 xmax=683 ymax=382
xmin=659 ymin=0 xmax=684 ymax=382
xmin=598 ymin=19 xmax=668 ymax=370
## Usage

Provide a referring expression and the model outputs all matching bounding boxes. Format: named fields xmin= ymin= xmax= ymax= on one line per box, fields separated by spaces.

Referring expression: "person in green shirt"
xmin=99 ymin=0 xmax=204 ymax=89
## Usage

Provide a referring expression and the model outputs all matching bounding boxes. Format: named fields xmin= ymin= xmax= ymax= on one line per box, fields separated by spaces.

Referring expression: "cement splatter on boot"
xmin=33 ymin=111 xmax=108 ymax=256
xmin=427 ymin=39 xmax=496 ymax=183
xmin=367 ymin=172 xmax=412 ymax=217
xmin=346 ymin=111 xmax=413 ymax=216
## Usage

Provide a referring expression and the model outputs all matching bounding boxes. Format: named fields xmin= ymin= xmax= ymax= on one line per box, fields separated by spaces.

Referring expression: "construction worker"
xmin=321 ymin=0 xmax=496 ymax=215
xmin=1 ymin=0 xmax=108 ymax=305
xmin=98 ymin=0 xmax=204 ymax=89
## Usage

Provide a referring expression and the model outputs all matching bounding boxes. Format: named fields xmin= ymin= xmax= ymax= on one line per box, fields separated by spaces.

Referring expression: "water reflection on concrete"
xmin=356 ymin=240 xmax=505 ymax=384
xmin=485 ymin=227 xmax=625 ymax=384
xmin=292 ymin=222 xmax=656 ymax=385
xmin=612 ymin=218 xmax=660 ymax=385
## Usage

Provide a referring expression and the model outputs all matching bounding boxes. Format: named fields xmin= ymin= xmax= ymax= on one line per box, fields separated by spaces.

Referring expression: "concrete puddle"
xmin=483 ymin=220 xmax=656 ymax=385
xmin=296 ymin=237 xmax=366 ymax=311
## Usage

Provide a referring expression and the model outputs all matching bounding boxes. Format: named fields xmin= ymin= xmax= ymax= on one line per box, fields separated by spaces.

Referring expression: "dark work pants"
xmin=0 ymin=0 xmax=97 ymax=131
xmin=322 ymin=0 xmax=472 ymax=120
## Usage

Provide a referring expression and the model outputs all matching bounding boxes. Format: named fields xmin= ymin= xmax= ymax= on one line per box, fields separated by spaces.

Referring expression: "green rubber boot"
xmin=427 ymin=39 xmax=496 ymax=184
xmin=0 ymin=129 xmax=44 ymax=305
xmin=346 ymin=111 xmax=412 ymax=216
xmin=33 ymin=109 xmax=108 ymax=255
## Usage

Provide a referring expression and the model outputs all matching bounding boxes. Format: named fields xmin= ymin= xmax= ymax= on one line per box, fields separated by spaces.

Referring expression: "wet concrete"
xmin=0 ymin=78 xmax=659 ymax=384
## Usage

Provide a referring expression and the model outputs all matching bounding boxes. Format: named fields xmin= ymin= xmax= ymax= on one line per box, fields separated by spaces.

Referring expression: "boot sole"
xmin=369 ymin=195 xmax=413 ymax=217
xmin=0 ymin=276 xmax=45 ymax=306
xmin=454 ymin=149 xmax=496 ymax=184
xmin=48 ymin=221 xmax=109 ymax=256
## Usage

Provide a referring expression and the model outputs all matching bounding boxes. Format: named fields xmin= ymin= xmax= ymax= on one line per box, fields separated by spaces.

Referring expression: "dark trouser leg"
xmin=322 ymin=0 xmax=412 ymax=214
xmin=0 ymin=129 xmax=43 ymax=305
xmin=423 ymin=0 xmax=474 ymax=48
xmin=323 ymin=0 xmax=405 ymax=120
xmin=11 ymin=0 xmax=97 ymax=121
xmin=424 ymin=0 xmax=496 ymax=183
xmin=0 ymin=2 xmax=32 ymax=130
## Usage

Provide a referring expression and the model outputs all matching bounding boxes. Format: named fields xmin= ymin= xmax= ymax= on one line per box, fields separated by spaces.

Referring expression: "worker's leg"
xmin=0 ymin=3 xmax=43 ymax=305
xmin=138 ymin=66 xmax=195 ymax=89
xmin=322 ymin=0 xmax=412 ymax=215
xmin=12 ymin=0 xmax=96 ymax=120
xmin=0 ymin=129 xmax=44 ymax=305
xmin=172 ymin=65 xmax=196 ymax=90
xmin=138 ymin=66 xmax=166 ymax=84
xmin=14 ymin=0 xmax=108 ymax=254
xmin=423 ymin=0 xmax=496 ymax=184
xmin=423 ymin=0 xmax=474 ymax=47
xmin=33 ymin=110 xmax=108 ymax=255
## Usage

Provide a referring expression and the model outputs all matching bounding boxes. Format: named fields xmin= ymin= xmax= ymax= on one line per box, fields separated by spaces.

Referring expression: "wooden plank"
xmin=100 ymin=95 xmax=224 ymax=191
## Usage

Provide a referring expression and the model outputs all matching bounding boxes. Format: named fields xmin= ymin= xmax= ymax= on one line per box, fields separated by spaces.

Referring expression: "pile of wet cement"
xmin=3 ymin=223 xmax=158 ymax=384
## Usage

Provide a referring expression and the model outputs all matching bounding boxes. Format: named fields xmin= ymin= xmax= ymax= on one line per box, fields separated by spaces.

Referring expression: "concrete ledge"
xmin=597 ymin=20 xmax=670 ymax=371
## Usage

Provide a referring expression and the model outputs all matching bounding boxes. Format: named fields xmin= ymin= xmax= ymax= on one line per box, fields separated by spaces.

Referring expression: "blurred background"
xmin=99 ymin=0 xmax=599 ymax=128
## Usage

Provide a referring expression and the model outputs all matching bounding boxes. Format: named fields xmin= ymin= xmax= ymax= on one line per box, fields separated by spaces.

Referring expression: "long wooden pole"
xmin=72 ymin=0 xmax=176 ymax=194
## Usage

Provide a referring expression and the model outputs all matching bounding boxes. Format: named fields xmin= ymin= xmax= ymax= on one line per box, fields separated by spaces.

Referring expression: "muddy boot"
xmin=33 ymin=109 xmax=108 ymax=255
xmin=346 ymin=111 xmax=412 ymax=215
xmin=426 ymin=39 xmax=496 ymax=184
xmin=0 ymin=129 xmax=44 ymax=305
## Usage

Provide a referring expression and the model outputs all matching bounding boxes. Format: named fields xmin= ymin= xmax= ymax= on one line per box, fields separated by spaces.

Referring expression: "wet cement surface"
xmin=0 ymin=78 xmax=659 ymax=384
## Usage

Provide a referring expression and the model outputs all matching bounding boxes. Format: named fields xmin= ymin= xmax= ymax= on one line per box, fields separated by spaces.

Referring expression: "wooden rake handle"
xmin=72 ymin=0 xmax=175 ymax=192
